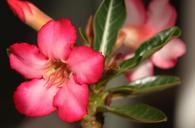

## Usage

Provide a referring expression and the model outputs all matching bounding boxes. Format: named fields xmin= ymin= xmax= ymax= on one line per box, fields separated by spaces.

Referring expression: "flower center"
xmin=122 ymin=26 xmax=153 ymax=49
xmin=122 ymin=27 xmax=138 ymax=48
xmin=43 ymin=60 xmax=71 ymax=87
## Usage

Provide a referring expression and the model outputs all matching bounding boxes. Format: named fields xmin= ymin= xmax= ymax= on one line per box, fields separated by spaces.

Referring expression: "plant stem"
xmin=81 ymin=113 xmax=104 ymax=128
xmin=81 ymin=89 xmax=107 ymax=128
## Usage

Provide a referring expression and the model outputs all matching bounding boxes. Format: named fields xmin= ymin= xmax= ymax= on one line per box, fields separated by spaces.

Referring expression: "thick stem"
xmin=81 ymin=91 xmax=106 ymax=128
xmin=81 ymin=113 xmax=104 ymax=128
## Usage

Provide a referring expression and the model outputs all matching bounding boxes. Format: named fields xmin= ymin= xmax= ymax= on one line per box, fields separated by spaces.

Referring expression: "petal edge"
xmin=54 ymin=77 xmax=89 ymax=122
xmin=9 ymin=43 xmax=48 ymax=79
xmin=14 ymin=79 xmax=58 ymax=117
xmin=67 ymin=46 xmax=105 ymax=84
xmin=38 ymin=19 xmax=76 ymax=61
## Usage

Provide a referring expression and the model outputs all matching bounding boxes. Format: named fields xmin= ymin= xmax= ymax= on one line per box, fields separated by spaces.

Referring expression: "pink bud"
xmin=7 ymin=0 xmax=52 ymax=30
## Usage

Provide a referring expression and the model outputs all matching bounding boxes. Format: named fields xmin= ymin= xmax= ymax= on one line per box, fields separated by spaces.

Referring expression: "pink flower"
xmin=7 ymin=0 xmax=51 ymax=30
xmin=125 ymin=60 xmax=153 ymax=81
xmin=9 ymin=19 xmax=105 ymax=122
xmin=119 ymin=0 xmax=186 ymax=81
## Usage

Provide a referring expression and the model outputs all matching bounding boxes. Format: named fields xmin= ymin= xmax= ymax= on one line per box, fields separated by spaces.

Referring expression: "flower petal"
xmin=9 ymin=43 xmax=48 ymax=79
xmin=67 ymin=46 xmax=104 ymax=84
xmin=125 ymin=60 xmax=153 ymax=82
xmin=151 ymin=38 xmax=186 ymax=69
xmin=125 ymin=0 xmax=146 ymax=26
xmin=38 ymin=19 xmax=76 ymax=61
xmin=54 ymin=77 xmax=89 ymax=122
xmin=13 ymin=79 xmax=59 ymax=117
xmin=146 ymin=0 xmax=176 ymax=32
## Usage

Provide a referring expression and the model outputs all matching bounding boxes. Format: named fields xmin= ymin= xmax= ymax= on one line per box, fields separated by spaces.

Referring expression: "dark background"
xmin=0 ymin=0 xmax=184 ymax=128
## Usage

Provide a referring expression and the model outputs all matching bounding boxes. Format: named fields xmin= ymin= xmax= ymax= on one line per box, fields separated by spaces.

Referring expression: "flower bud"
xmin=7 ymin=0 xmax=52 ymax=30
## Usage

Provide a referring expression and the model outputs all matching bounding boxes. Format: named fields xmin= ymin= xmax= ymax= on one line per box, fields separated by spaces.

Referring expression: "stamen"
xmin=43 ymin=60 xmax=71 ymax=88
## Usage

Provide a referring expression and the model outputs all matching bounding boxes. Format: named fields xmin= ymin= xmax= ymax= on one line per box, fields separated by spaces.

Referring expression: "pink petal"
xmin=125 ymin=60 xmax=153 ymax=82
xmin=13 ymin=79 xmax=59 ymax=117
xmin=151 ymin=38 xmax=186 ymax=69
xmin=38 ymin=19 xmax=76 ymax=61
xmin=125 ymin=0 xmax=146 ymax=26
xmin=9 ymin=43 xmax=48 ymax=79
xmin=54 ymin=77 xmax=89 ymax=122
xmin=67 ymin=46 xmax=105 ymax=84
xmin=146 ymin=0 xmax=177 ymax=32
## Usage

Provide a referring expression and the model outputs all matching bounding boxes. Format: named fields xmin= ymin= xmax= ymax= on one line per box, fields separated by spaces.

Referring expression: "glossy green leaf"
xmin=119 ymin=26 xmax=181 ymax=74
xmin=93 ymin=0 xmax=126 ymax=57
xmin=107 ymin=76 xmax=181 ymax=95
xmin=104 ymin=104 xmax=167 ymax=123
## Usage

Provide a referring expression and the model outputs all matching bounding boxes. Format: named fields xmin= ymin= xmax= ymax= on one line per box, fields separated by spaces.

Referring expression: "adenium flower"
xmin=118 ymin=0 xmax=186 ymax=81
xmin=7 ymin=0 xmax=51 ymax=30
xmin=9 ymin=19 xmax=104 ymax=122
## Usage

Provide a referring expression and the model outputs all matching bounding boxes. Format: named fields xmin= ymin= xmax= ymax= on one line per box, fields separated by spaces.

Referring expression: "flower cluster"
xmin=117 ymin=0 xmax=186 ymax=81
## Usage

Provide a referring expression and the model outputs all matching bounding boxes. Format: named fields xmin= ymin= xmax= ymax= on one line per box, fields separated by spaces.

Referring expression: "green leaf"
xmin=104 ymin=104 xmax=167 ymax=123
xmin=107 ymin=76 xmax=181 ymax=95
xmin=79 ymin=27 xmax=90 ymax=45
xmin=93 ymin=0 xmax=126 ymax=57
xmin=119 ymin=26 xmax=181 ymax=74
